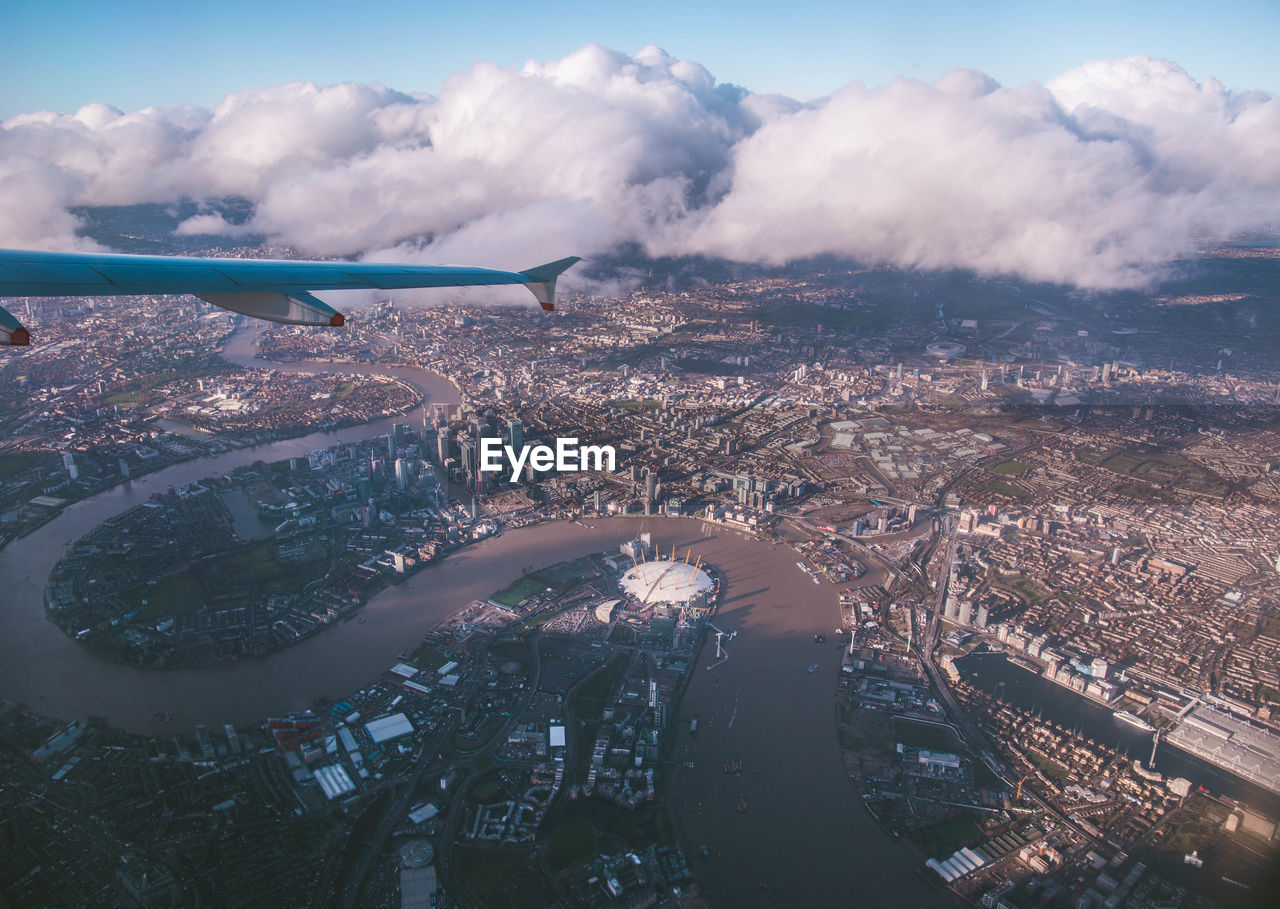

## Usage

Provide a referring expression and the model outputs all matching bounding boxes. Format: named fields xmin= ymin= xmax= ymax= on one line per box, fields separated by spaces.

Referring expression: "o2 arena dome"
xmin=619 ymin=559 xmax=714 ymax=606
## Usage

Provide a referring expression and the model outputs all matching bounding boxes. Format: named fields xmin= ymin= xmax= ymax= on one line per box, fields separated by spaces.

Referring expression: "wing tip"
xmin=330 ymin=313 xmax=346 ymax=327
xmin=0 ymin=303 xmax=29 ymax=345
xmin=519 ymin=257 xmax=582 ymax=283
xmin=521 ymin=256 xmax=580 ymax=311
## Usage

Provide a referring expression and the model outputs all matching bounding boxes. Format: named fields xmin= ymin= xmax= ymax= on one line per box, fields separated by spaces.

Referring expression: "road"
xmin=909 ymin=513 xmax=1083 ymax=845
xmin=333 ymin=718 xmax=458 ymax=909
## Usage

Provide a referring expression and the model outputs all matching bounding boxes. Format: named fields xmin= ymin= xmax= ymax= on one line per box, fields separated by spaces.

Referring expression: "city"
xmin=1 ymin=243 xmax=1278 ymax=906
xmin=3 ymin=8 xmax=1280 ymax=907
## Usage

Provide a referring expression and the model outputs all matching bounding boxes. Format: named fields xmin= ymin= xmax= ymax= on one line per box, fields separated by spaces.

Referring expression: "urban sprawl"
xmin=1 ymin=251 xmax=1279 ymax=908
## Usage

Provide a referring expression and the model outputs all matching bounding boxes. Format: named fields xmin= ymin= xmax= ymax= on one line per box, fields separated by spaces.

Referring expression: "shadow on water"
xmin=721 ymin=587 xmax=770 ymax=604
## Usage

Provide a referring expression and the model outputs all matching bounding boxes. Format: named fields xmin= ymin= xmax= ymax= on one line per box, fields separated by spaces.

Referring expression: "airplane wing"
xmin=0 ymin=248 xmax=581 ymax=345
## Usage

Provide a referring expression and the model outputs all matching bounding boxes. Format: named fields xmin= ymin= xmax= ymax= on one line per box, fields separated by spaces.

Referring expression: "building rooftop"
xmin=365 ymin=713 xmax=414 ymax=744
xmin=618 ymin=560 xmax=714 ymax=606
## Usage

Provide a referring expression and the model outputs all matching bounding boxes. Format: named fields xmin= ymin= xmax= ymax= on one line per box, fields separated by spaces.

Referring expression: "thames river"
xmin=0 ymin=326 xmax=947 ymax=906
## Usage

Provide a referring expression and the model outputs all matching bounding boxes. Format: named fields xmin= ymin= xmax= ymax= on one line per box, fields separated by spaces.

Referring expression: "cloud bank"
xmin=2 ymin=45 xmax=1277 ymax=291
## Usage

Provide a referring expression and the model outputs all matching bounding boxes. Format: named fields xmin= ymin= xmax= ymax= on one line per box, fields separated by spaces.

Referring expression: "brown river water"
xmin=0 ymin=324 xmax=946 ymax=906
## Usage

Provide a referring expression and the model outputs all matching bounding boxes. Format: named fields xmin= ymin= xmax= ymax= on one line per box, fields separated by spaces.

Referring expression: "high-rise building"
xmin=507 ymin=419 xmax=523 ymax=451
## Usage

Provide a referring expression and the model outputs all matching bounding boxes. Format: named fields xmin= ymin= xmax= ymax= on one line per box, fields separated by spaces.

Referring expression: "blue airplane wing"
xmin=0 ymin=248 xmax=581 ymax=345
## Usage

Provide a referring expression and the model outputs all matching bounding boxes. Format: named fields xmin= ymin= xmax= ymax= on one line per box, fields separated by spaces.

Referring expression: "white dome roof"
xmin=619 ymin=560 xmax=714 ymax=605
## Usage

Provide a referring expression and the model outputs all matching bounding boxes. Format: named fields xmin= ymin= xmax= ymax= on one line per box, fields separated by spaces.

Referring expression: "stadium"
xmin=618 ymin=558 xmax=715 ymax=606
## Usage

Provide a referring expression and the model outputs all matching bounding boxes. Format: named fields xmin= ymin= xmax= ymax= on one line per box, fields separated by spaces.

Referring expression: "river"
xmin=0 ymin=324 xmax=946 ymax=906
xmin=663 ymin=538 xmax=951 ymax=906
xmin=0 ymin=323 xmax=461 ymax=735
xmin=957 ymin=651 xmax=1280 ymax=815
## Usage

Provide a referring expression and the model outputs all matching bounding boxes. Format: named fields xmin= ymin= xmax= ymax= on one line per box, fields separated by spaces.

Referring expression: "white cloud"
xmin=676 ymin=58 xmax=1280 ymax=288
xmin=0 ymin=156 xmax=101 ymax=251
xmin=173 ymin=213 xmax=253 ymax=238
xmin=0 ymin=49 xmax=1275 ymax=290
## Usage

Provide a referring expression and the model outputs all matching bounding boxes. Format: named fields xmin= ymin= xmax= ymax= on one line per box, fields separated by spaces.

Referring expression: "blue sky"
xmin=3 ymin=0 xmax=1277 ymax=117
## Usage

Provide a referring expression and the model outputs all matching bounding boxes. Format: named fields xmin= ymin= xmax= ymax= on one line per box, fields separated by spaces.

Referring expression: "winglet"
xmin=519 ymin=257 xmax=581 ymax=311
xmin=0 ymin=304 xmax=29 ymax=345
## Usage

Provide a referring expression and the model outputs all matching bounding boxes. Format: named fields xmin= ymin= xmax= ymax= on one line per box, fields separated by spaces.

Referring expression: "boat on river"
xmin=1113 ymin=710 xmax=1155 ymax=732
